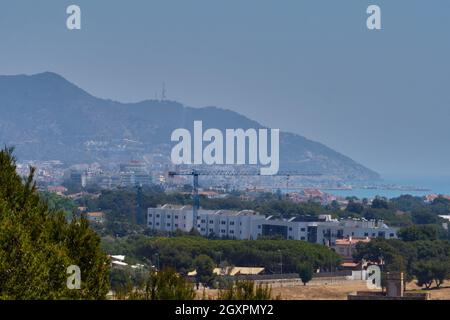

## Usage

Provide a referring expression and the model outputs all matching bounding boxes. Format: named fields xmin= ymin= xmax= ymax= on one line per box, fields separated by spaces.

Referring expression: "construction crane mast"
xmin=168 ymin=169 xmax=321 ymax=225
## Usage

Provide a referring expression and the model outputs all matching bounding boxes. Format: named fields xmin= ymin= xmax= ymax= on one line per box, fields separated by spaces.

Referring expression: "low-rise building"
xmin=147 ymin=205 xmax=398 ymax=244
xmin=86 ymin=211 xmax=104 ymax=223
xmin=332 ymin=237 xmax=371 ymax=261
xmin=47 ymin=185 xmax=68 ymax=195
xmin=147 ymin=204 xmax=194 ymax=232
xmin=315 ymin=219 xmax=396 ymax=246
xmin=197 ymin=209 xmax=266 ymax=239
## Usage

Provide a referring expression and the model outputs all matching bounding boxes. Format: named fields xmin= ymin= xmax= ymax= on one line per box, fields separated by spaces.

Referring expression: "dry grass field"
xmin=196 ymin=280 xmax=450 ymax=300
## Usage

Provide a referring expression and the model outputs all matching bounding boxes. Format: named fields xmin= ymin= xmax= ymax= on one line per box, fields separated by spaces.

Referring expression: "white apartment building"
xmin=147 ymin=205 xmax=397 ymax=243
xmin=147 ymin=204 xmax=194 ymax=232
xmin=197 ymin=209 xmax=266 ymax=239
xmin=314 ymin=219 xmax=397 ymax=246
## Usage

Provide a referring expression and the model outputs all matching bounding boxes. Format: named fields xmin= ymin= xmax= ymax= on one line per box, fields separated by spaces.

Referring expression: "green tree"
xmin=193 ymin=254 xmax=215 ymax=287
xmin=371 ymin=197 xmax=389 ymax=209
xmin=297 ymin=262 xmax=313 ymax=285
xmin=397 ymin=225 xmax=441 ymax=242
xmin=0 ymin=147 xmax=109 ymax=299
xmin=144 ymin=268 xmax=195 ymax=300
xmin=412 ymin=261 xmax=435 ymax=289
xmin=411 ymin=209 xmax=441 ymax=225
xmin=346 ymin=201 xmax=364 ymax=214
xmin=110 ymin=268 xmax=134 ymax=299
xmin=390 ymin=195 xmax=425 ymax=212
xmin=430 ymin=260 xmax=450 ymax=288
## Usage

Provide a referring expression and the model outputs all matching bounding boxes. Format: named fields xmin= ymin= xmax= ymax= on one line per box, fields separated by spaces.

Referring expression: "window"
xmin=390 ymin=233 xmax=395 ymax=237
xmin=221 ymin=229 xmax=226 ymax=233
xmin=166 ymin=223 xmax=170 ymax=227
xmin=156 ymin=223 xmax=160 ymax=226
xmin=167 ymin=215 xmax=171 ymax=218
xmin=230 ymin=230 xmax=234 ymax=234
xmin=209 ymin=220 xmax=214 ymax=224
xmin=289 ymin=227 xmax=292 ymax=231
xmin=300 ymin=236 xmax=305 ymax=240
xmin=230 ymin=221 xmax=235 ymax=225
xmin=288 ymin=236 xmax=292 ymax=239
xmin=174 ymin=224 xmax=178 ymax=228
xmin=258 ymin=225 xmax=261 ymax=229
xmin=149 ymin=214 xmax=153 ymax=217
xmin=364 ymin=232 xmax=369 ymax=237
xmin=221 ymin=221 xmax=226 ymax=225
xmin=209 ymin=229 xmax=214 ymax=233
xmin=156 ymin=214 xmax=160 ymax=218
xmin=174 ymin=215 xmax=178 ymax=219
xmin=183 ymin=216 xmax=186 ymax=220
xmin=201 ymin=219 xmax=206 ymax=223
xmin=201 ymin=228 xmax=205 ymax=232
xmin=148 ymin=222 xmax=152 ymax=225
xmin=301 ymin=228 xmax=306 ymax=232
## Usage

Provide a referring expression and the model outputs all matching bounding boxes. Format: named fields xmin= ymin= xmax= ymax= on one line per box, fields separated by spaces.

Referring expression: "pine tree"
xmin=0 ymin=148 xmax=110 ymax=299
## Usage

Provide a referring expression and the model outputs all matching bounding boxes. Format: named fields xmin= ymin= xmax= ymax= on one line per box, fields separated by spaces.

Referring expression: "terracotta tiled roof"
xmin=335 ymin=237 xmax=370 ymax=245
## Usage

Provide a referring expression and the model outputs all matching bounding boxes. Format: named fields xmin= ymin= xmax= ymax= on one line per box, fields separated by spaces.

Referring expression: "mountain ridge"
xmin=0 ymin=72 xmax=380 ymax=182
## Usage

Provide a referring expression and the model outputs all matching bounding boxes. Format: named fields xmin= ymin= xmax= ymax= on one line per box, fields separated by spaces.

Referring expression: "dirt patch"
xmin=196 ymin=280 xmax=450 ymax=300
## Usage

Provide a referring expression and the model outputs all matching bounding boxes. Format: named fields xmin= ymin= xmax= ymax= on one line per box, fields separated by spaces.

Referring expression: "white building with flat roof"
xmin=197 ymin=209 xmax=266 ymax=239
xmin=147 ymin=205 xmax=397 ymax=243
xmin=147 ymin=204 xmax=194 ymax=232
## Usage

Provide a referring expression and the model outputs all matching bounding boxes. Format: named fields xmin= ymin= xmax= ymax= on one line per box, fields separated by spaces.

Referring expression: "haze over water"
xmin=329 ymin=175 xmax=450 ymax=199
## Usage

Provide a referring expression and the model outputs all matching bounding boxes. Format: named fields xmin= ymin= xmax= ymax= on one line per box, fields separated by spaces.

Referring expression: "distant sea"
xmin=327 ymin=175 xmax=450 ymax=200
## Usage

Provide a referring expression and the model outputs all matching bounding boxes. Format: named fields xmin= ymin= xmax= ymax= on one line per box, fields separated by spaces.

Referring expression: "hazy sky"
xmin=0 ymin=0 xmax=449 ymax=177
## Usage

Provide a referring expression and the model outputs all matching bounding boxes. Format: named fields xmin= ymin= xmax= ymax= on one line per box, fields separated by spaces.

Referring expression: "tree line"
xmin=102 ymin=235 xmax=341 ymax=279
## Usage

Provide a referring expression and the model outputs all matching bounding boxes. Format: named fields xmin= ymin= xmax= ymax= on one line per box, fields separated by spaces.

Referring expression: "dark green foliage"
xmin=411 ymin=209 xmax=442 ymax=225
xmin=102 ymin=235 xmax=341 ymax=275
xmin=40 ymin=192 xmax=76 ymax=218
xmin=411 ymin=260 xmax=449 ymax=289
xmin=397 ymin=224 xmax=445 ymax=241
xmin=354 ymin=238 xmax=450 ymax=289
xmin=390 ymin=195 xmax=425 ymax=212
xmin=430 ymin=197 xmax=450 ymax=214
xmin=83 ymin=187 xmax=191 ymax=237
xmin=371 ymin=197 xmax=389 ymax=209
xmin=297 ymin=262 xmax=313 ymax=285
xmin=193 ymin=254 xmax=216 ymax=287
xmin=0 ymin=148 xmax=110 ymax=299
xmin=110 ymin=268 xmax=134 ymax=298
xmin=346 ymin=201 xmax=364 ymax=214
